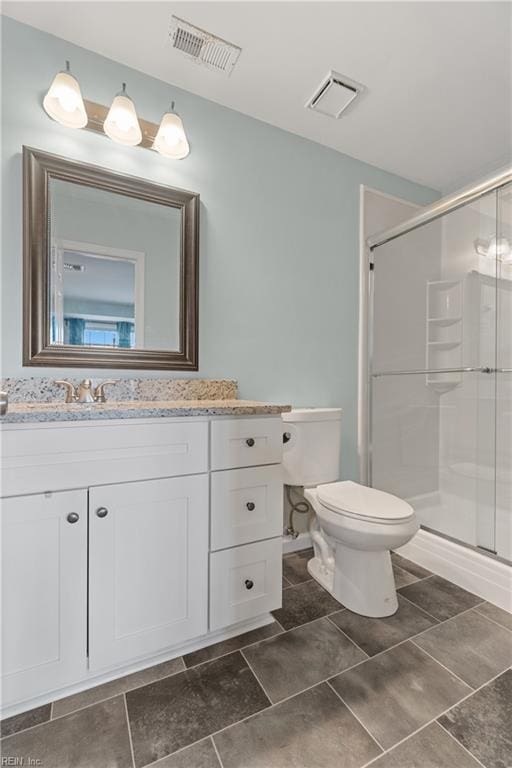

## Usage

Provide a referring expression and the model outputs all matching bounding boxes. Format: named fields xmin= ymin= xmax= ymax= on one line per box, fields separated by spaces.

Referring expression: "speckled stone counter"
xmin=0 ymin=400 xmax=291 ymax=424
xmin=0 ymin=377 xmax=238 ymax=403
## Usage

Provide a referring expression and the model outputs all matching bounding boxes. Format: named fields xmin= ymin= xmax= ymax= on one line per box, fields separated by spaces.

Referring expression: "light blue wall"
xmin=1 ymin=17 xmax=438 ymax=479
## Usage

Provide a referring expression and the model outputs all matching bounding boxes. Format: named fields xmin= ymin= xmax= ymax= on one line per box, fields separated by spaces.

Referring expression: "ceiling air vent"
xmin=169 ymin=16 xmax=242 ymax=76
xmin=306 ymin=71 xmax=364 ymax=118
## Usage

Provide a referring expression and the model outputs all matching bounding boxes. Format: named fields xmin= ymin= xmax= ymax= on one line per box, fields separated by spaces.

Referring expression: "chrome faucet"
xmin=55 ymin=379 xmax=117 ymax=404
xmin=0 ymin=390 xmax=8 ymax=416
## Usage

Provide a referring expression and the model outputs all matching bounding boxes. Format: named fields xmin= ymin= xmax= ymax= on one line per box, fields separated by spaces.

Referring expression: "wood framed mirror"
xmin=23 ymin=146 xmax=199 ymax=369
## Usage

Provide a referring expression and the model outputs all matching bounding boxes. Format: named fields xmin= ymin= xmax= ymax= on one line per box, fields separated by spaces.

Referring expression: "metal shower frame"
xmin=363 ymin=165 xmax=512 ymax=487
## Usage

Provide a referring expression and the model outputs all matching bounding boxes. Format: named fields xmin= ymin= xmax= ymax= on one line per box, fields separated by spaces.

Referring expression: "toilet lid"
xmin=317 ymin=481 xmax=415 ymax=523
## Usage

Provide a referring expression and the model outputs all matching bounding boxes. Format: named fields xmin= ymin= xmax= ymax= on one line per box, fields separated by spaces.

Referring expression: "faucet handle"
xmin=94 ymin=380 xmax=118 ymax=403
xmin=55 ymin=380 xmax=77 ymax=403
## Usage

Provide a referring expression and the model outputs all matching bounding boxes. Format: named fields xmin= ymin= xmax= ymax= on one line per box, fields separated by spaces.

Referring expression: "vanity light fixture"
xmin=103 ymin=83 xmax=142 ymax=146
xmin=41 ymin=72 xmax=190 ymax=159
xmin=43 ymin=61 xmax=87 ymax=129
xmin=153 ymin=102 xmax=190 ymax=159
xmin=475 ymin=234 xmax=512 ymax=263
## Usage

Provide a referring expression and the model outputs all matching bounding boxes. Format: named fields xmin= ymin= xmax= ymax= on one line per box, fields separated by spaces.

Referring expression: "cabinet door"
xmin=89 ymin=475 xmax=208 ymax=670
xmin=1 ymin=490 xmax=87 ymax=707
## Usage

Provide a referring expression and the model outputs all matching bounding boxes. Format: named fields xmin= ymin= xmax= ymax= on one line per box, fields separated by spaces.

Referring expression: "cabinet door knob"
xmin=246 ymin=438 xmax=255 ymax=447
xmin=67 ymin=512 xmax=79 ymax=524
xmin=96 ymin=507 xmax=109 ymax=518
xmin=246 ymin=502 xmax=256 ymax=511
xmin=245 ymin=579 xmax=254 ymax=590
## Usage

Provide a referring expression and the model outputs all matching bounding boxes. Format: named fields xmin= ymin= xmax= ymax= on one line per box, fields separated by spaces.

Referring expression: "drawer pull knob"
xmin=96 ymin=507 xmax=109 ymax=518
xmin=283 ymin=431 xmax=291 ymax=444
xmin=245 ymin=579 xmax=254 ymax=590
xmin=245 ymin=438 xmax=255 ymax=447
xmin=67 ymin=512 xmax=79 ymax=524
xmin=246 ymin=502 xmax=256 ymax=511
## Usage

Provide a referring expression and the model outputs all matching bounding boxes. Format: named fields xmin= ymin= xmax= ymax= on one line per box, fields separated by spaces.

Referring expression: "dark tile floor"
xmin=1 ymin=548 xmax=511 ymax=768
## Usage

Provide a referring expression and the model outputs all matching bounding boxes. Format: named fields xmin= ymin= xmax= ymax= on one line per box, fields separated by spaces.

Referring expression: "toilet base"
xmin=307 ymin=545 xmax=399 ymax=618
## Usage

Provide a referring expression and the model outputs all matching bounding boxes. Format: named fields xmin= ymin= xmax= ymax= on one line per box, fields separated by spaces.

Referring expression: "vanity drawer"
xmin=209 ymin=538 xmax=282 ymax=631
xmin=211 ymin=465 xmax=283 ymax=550
xmin=1 ymin=420 xmax=208 ymax=496
xmin=210 ymin=417 xmax=283 ymax=470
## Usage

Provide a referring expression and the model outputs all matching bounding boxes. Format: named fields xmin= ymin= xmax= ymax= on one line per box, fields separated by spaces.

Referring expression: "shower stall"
xmin=367 ymin=171 xmax=511 ymax=567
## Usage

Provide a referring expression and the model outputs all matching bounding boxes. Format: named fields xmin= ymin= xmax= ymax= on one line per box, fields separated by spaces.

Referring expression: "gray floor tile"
xmin=150 ymin=738 xmax=221 ymax=768
xmin=282 ymin=575 xmax=292 ymax=588
xmin=243 ymin=617 xmax=366 ymax=702
xmin=439 ymin=669 xmax=512 ymax=768
xmin=370 ymin=722 xmax=481 ymax=767
xmin=393 ymin=564 xmax=419 ymax=588
xmin=272 ymin=579 xmax=343 ymax=630
xmin=282 ymin=548 xmax=314 ymax=585
xmin=52 ymin=656 xmax=185 ymax=718
xmin=475 ymin=601 xmax=512 ymax=631
xmin=391 ymin=552 xmax=432 ymax=579
xmin=0 ymin=695 xmax=132 ymax=768
xmin=0 ymin=703 xmax=51 ymax=738
xmin=414 ymin=609 xmax=512 ymax=688
xmin=213 ymin=682 xmax=382 ymax=768
xmin=329 ymin=595 xmax=437 ymax=656
xmin=330 ymin=640 xmax=471 ymax=750
xmin=126 ymin=651 xmax=270 ymax=767
xmin=183 ymin=622 xmax=282 ymax=668
xmin=398 ymin=575 xmax=482 ymax=621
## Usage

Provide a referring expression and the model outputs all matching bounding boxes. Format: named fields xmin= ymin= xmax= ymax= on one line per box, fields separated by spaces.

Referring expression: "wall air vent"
xmin=169 ymin=16 xmax=242 ymax=76
xmin=306 ymin=71 xmax=364 ymax=118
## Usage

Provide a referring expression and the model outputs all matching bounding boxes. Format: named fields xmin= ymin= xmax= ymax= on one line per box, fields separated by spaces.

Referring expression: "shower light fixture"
xmin=475 ymin=235 xmax=512 ymax=263
xmin=153 ymin=102 xmax=190 ymax=159
xmin=43 ymin=61 xmax=87 ymax=129
xmin=103 ymin=83 xmax=142 ymax=146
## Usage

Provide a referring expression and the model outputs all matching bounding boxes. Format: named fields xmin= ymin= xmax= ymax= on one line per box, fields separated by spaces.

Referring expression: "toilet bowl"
xmin=305 ymin=481 xmax=418 ymax=617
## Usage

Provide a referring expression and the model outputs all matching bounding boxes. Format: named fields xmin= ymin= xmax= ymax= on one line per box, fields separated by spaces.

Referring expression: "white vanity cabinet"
xmin=1 ymin=490 xmax=88 ymax=707
xmin=0 ymin=414 xmax=283 ymax=716
xmin=88 ymin=475 xmax=208 ymax=670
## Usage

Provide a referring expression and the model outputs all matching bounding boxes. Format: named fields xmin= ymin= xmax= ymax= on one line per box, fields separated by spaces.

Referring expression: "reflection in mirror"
xmin=49 ymin=179 xmax=181 ymax=351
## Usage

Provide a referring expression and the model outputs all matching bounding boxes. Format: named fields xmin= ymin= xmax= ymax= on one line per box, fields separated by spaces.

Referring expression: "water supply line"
xmin=284 ymin=485 xmax=312 ymax=538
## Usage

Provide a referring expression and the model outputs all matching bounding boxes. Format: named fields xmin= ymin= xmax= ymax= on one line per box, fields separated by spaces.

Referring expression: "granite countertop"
xmin=0 ymin=399 xmax=292 ymax=424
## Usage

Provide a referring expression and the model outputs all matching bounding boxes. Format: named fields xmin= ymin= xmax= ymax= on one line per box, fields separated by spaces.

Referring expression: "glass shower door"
xmin=370 ymin=189 xmax=499 ymax=554
xmin=496 ymin=183 xmax=512 ymax=561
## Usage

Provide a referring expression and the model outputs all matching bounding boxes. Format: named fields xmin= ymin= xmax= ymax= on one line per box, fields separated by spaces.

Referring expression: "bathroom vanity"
xmin=0 ymin=401 xmax=288 ymax=716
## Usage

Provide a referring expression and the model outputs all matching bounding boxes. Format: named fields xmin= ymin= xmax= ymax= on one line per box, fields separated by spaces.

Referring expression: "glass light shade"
xmin=153 ymin=108 xmax=190 ymax=159
xmin=490 ymin=235 xmax=511 ymax=262
xmin=103 ymin=85 xmax=142 ymax=146
xmin=43 ymin=66 xmax=87 ymax=129
xmin=476 ymin=235 xmax=512 ymax=263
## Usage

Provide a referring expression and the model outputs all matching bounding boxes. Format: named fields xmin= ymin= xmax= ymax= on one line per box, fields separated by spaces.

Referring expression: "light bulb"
xmin=43 ymin=61 xmax=87 ymax=128
xmin=153 ymin=102 xmax=189 ymax=159
xmin=104 ymin=83 xmax=142 ymax=146
xmin=475 ymin=235 xmax=512 ymax=263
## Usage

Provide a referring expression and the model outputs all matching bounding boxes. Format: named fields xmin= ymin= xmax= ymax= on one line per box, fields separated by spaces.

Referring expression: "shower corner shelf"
xmin=426 ymin=279 xmax=464 ymax=391
xmin=425 ymin=375 xmax=462 ymax=393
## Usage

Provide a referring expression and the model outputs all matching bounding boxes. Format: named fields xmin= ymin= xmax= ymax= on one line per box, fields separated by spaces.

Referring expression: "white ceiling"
xmin=3 ymin=1 xmax=511 ymax=191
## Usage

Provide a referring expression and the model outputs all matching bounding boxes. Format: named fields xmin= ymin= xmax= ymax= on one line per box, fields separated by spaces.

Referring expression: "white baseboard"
xmin=282 ymin=531 xmax=312 ymax=554
xmin=397 ymin=529 xmax=512 ymax=612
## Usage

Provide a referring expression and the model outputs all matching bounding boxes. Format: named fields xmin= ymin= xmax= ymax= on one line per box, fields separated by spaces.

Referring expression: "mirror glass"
xmin=48 ymin=179 xmax=182 ymax=351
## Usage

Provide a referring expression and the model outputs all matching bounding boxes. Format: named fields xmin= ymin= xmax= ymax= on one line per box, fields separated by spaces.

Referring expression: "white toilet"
xmin=282 ymin=408 xmax=418 ymax=617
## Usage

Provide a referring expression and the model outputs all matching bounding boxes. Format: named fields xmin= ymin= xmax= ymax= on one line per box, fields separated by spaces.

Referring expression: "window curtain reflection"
xmin=117 ymin=321 xmax=134 ymax=348
xmin=64 ymin=317 xmax=85 ymax=345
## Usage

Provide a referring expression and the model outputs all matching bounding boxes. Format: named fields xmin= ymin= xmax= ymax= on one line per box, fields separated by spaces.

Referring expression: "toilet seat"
xmin=316 ymin=481 xmax=415 ymax=525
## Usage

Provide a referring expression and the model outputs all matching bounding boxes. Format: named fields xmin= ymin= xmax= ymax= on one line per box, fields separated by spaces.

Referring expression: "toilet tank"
xmin=282 ymin=408 xmax=342 ymax=487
